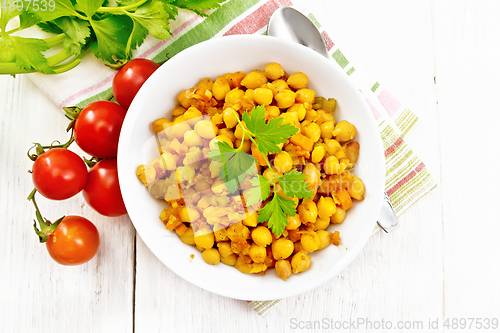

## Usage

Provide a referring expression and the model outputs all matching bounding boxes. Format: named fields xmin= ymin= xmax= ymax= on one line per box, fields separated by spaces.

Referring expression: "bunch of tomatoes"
xmin=29 ymin=59 xmax=160 ymax=266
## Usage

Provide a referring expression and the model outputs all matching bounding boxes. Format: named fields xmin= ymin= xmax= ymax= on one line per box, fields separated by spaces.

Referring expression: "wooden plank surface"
xmin=0 ymin=77 xmax=136 ymax=333
xmin=1 ymin=0 xmax=499 ymax=332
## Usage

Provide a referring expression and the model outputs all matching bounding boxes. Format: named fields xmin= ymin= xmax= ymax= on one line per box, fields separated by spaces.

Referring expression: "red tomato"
xmin=112 ymin=58 xmax=160 ymax=110
xmin=32 ymin=148 xmax=88 ymax=200
xmin=83 ymin=158 xmax=127 ymax=217
xmin=74 ymin=101 xmax=126 ymax=159
xmin=46 ymin=216 xmax=99 ymax=266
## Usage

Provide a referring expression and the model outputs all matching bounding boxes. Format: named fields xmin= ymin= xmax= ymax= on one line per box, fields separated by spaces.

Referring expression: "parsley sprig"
xmin=207 ymin=105 xmax=313 ymax=236
xmin=0 ymin=0 xmax=224 ymax=75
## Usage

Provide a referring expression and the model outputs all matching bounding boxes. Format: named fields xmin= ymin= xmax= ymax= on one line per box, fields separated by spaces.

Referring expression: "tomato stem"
xmin=28 ymin=189 xmax=64 ymax=243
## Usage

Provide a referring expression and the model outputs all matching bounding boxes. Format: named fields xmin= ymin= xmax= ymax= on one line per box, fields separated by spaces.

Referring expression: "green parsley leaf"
xmin=128 ymin=0 xmax=171 ymax=40
xmin=19 ymin=12 xmax=41 ymax=30
xmin=127 ymin=20 xmax=148 ymax=53
xmin=89 ymin=15 xmax=132 ymax=64
xmin=172 ymin=0 xmax=224 ymax=16
xmin=29 ymin=0 xmax=78 ymax=22
xmin=54 ymin=17 xmax=91 ymax=56
xmin=242 ymin=105 xmax=298 ymax=154
xmin=278 ymin=170 xmax=313 ymax=199
xmin=206 ymin=141 xmax=257 ymax=193
xmin=0 ymin=35 xmax=54 ymax=73
xmin=75 ymin=0 xmax=106 ymax=18
xmin=37 ymin=22 xmax=64 ymax=34
xmin=247 ymin=175 xmax=271 ymax=206
xmin=258 ymin=194 xmax=296 ymax=236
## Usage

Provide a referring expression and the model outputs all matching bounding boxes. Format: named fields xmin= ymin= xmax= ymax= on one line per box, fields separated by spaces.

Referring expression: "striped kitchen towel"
xmin=27 ymin=0 xmax=437 ymax=317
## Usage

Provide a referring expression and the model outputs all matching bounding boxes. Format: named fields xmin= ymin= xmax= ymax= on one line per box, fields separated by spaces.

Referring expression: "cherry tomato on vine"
xmin=73 ymin=101 xmax=127 ymax=159
xmin=32 ymin=148 xmax=88 ymax=200
xmin=83 ymin=158 xmax=127 ymax=217
xmin=46 ymin=216 xmax=100 ymax=266
xmin=112 ymin=58 xmax=160 ymax=110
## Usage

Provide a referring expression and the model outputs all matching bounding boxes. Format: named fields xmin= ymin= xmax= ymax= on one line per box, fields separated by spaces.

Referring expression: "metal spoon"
xmin=267 ymin=7 xmax=399 ymax=233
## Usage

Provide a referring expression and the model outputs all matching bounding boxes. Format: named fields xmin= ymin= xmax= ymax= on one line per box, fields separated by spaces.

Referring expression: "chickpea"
xmin=180 ymin=206 xmax=200 ymax=222
xmin=317 ymin=196 xmax=337 ymax=220
xmin=218 ymin=128 xmax=236 ymax=143
xmin=274 ymin=151 xmax=293 ymax=173
xmin=196 ymin=77 xmax=214 ymax=91
xmin=272 ymin=79 xmax=289 ymax=92
xmin=209 ymin=135 xmax=234 ymax=150
xmin=152 ymin=118 xmax=171 ymax=133
xmin=286 ymin=214 xmax=301 ymax=230
xmin=275 ymin=259 xmax=292 ymax=281
xmin=211 ymin=113 xmax=223 ymax=127
xmin=288 ymin=103 xmax=307 ymax=121
xmin=223 ymin=107 xmax=239 ymax=128
xmin=301 ymin=231 xmax=320 ymax=253
xmin=249 ymin=244 xmax=267 ymax=263
xmin=169 ymin=121 xmax=191 ymax=140
xmin=183 ymin=130 xmax=202 ymax=147
xmin=298 ymin=200 xmax=318 ymax=223
xmin=334 ymin=149 xmax=347 ymax=160
xmin=324 ymin=156 xmax=340 ymax=175
xmin=235 ymin=254 xmax=253 ymax=273
xmin=241 ymin=70 xmax=268 ymax=89
xmin=314 ymin=217 xmax=330 ymax=230
xmin=331 ymin=207 xmax=346 ymax=224
xmin=275 ymin=90 xmax=296 ymax=109
xmin=252 ymin=226 xmax=272 ymax=247
xmin=317 ymin=230 xmax=333 ymax=250
xmin=345 ymin=141 xmax=360 ymax=163
xmin=265 ymin=105 xmax=281 ymax=120
xmin=295 ymin=88 xmax=315 ymax=104
xmin=136 ymin=165 xmax=156 ymax=186
xmin=194 ymin=229 xmax=215 ymax=250
xmin=234 ymin=139 xmax=251 ymax=153
xmin=225 ymin=88 xmax=245 ymax=105
xmin=324 ymin=139 xmax=342 ymax=156
xmin=320 ymin=121 xmax=335 ymax=139
xmin=254 ymin=88 xmax=273 ymax=105
xmin=265 ymin=62 xmax=285 ymax=80
xmin=287 ymin=72 xmax=308 ymax=89
xmin=242 ymin=212 xmax=258 ymax=227
xmin=348 ymin=176 xmax=365 ymax=200
xmin=304 ymin=163 xmax=321 ymax=191
xmin=234 ymin=122 xmax=245 ymax=140
xmin=311 ymin=145 xmax=325 ymax=163
xmin=212 ymin=76 xmax=231 ymax=101
xmin=176 ymin=165 xmax=195 ymax=183
xmin=272 ymin=238 xmax=294 ymax=260
xmin=183 ymin=107 xmax=203 ymax=126
xmin=202 ymin=248 xmax=220 ymax=265
xmin=332 ymin=120 xmax=357 ymax=142
xmin=302 ymin=122 xmax=321 ymax=142
xmin=220 ymin=253 xmax=238 ymax=266
xmin=180 ymin=227 xmax=195 ymax=245
xmin=217 ymin=242 xmax=233 ymax=258
xmin=227 ymin=71 xmax=246 ymax=89
xmin=244 ymin=89 xmax=255 ymax=103
xmin=214 ymin=228 xmax=228 ymax=242
xmin=291 ymin=252 xmax=311 ymax=274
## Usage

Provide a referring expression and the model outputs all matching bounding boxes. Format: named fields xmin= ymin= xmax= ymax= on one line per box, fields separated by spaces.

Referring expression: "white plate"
xmin=117 ymin=35 xmax=385 ymax=301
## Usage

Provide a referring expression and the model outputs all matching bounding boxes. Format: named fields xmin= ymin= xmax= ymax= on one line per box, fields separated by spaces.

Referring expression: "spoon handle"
xmin=377 ymin=192 xmax=399 ymax=232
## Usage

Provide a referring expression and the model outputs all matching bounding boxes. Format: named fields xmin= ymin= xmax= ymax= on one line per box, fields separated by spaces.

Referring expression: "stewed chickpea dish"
xmin=136 ymin=62 xmax=365 ymax=281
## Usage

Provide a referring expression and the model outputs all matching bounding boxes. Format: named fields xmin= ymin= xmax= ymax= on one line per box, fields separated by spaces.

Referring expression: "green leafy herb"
xmin=0 ymin=0 xmax=225 ymax=75
xmin=207 ymin=105 xmax=313 ymax=236
xmin=258 ymin=191 xmax=297 ymax=236
xmin=206 ymin=141 xmax=257 ymax=193
xmin=242 ymin=105 xmax=298 ymax=154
